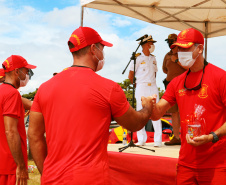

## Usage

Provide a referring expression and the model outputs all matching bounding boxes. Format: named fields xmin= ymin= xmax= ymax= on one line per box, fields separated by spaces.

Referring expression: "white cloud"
xmin=112 ymin=17 xmax=132 ymax=27
xmin=0 ymin=2 xmax=226 ymax=95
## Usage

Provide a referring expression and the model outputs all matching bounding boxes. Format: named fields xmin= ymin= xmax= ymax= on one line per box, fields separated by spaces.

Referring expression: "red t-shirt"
xmin=0 ymin=84 xmax=27 ymax=174
xmin=162 ymin=63 xmax=226 ymax=169
xmin=31 ymin=67 xmax=130 ymax=184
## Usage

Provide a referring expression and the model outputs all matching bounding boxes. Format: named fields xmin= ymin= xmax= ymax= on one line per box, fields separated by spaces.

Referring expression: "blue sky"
xmin=0 ymin=0 xmax=226 ymax=94
xmin=4 ymin=0 xmax=78 ymax=12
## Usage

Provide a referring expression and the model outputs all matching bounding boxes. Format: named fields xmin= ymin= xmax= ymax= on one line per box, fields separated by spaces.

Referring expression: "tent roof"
xmin=81 ymin=0 xmax=226 ymax=38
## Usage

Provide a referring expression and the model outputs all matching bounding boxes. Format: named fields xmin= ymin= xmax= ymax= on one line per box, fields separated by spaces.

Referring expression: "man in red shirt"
xmin=151 ymin=28 xmax=226 ymax=184
xmin=0 ymin=55 xmax=36 ymax=185
xmin=162 ymin=34 xmax=186 ymax=145
xmin=0 ymin=68 xmax=33 ymax=110
xmin=28 ymin=27 xmax=154 ymax=185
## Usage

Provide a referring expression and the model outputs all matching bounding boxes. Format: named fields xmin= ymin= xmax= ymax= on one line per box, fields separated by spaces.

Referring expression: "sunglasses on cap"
xmin=28 ymin=69 xmax=34 ymax=80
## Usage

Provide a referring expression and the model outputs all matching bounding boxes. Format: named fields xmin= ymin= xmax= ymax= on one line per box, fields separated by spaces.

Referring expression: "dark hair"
xmin=68 ymin=41 xmax=91 ymax=57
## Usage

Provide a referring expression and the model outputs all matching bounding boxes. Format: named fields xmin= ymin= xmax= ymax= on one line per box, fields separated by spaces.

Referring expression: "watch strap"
xmin=210 ymin=132 xmax=219 ymax=143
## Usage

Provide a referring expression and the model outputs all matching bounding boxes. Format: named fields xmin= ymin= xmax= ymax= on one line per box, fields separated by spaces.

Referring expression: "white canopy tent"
xmin=80 ymin=0 xmax=226 ymax=58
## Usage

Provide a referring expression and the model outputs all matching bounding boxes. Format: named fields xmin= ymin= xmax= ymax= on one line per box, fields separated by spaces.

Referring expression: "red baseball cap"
xmin=170 ymin=28 xmax=204 ymax=49
xmin=2 ymin=55 xmax=37 ymax=72
xmin=68 ymin=27 xmax=113 ymax=52
xmin=0 ymin=68 xmax=5 ymax=79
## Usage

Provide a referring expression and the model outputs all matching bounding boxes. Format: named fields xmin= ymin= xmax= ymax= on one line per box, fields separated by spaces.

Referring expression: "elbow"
xmin=5 ymin=129 xmax=18 ymax=139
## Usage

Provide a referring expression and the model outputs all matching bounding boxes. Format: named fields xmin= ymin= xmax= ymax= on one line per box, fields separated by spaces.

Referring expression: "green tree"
xmin=118 ymin=79 xmax=165 ymax=107
xmin=118 ymin=79 xmax=134 ymax=107
xmin=158 ymin=87 xmax=165 ymax=99
xmin=22 ymin=89 xmax=38 ymax=100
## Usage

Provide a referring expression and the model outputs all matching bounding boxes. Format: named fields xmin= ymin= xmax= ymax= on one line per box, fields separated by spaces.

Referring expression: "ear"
xmin=14 ymin=68 xmax=20 ymax=77
xmin=90 ymin=44 xmax=96 ymax=55
xmin=198 ymin=44 xmax=204 ymax=54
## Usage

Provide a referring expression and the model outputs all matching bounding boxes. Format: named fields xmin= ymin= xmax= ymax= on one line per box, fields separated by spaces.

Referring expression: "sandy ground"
xmin=108 ymin=142 xmax=180 ymax=158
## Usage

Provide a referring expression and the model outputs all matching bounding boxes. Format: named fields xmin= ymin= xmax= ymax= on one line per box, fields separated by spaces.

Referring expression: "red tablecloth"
xmin=108 ymin=151 xmax=178 ymax=185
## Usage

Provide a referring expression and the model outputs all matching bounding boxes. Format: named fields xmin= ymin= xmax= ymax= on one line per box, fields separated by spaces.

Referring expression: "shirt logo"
xmin=198 ymin=84 xmax=208 ymax=99
xmin=178 ymin=88 xmax=186 ymax=96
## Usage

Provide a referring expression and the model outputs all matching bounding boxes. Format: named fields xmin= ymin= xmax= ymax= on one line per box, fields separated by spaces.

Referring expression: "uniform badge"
xmin=141 ymin=61 xmax=146 ymax=64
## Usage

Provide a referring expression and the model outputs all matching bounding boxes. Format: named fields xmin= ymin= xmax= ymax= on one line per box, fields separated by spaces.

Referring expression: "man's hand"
xmin=151 ymin=94 xmax=157 ymax=110
xmin=186 ymin=134 xmax=213 ymax=146
xmin=16 ymin=165 xmax=28 ymax=185
xmin=141 ymin=96 xmax=153 ymax=114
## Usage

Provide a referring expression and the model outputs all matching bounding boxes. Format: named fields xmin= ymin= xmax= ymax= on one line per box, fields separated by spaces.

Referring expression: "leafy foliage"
xmin=118 ymin=79 xmax=165 ymax=107
xmin=118 ymin=79 xmax=135 ymax=107
xmin=22 ymin=89 xmax=38 ymax=100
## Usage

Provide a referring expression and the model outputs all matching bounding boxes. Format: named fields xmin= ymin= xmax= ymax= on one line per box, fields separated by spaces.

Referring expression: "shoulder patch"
xmin=135 ymin=53 xmax=141 ymax=58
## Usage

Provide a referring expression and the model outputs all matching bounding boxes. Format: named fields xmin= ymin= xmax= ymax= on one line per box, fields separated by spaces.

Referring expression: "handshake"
xmin=141 ymin=94 xmax=157 ymax=116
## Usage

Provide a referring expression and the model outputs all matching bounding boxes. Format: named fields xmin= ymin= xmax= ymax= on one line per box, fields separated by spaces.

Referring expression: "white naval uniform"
xmin=129 ymin=52 xmax=162 ymax=146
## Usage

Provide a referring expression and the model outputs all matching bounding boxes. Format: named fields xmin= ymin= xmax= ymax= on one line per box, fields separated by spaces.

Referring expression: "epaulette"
xmin=150 ymin=54 xmax=155 ymax=57
xmin=135 ymin=53 xmax=141 ymax=58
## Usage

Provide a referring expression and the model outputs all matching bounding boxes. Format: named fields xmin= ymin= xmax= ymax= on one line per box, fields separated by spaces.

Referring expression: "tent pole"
xmin=81 ymin=6 xmax=84 ymax=27
xmin=204 ymin=21 xmax=208 ymax=60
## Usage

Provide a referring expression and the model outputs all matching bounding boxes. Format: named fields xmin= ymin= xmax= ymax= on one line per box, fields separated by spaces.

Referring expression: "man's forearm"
xmin=133 ymin=107 xmax=152 ymax=131
xmin=5 ymin=130 xmax=26 ymax=168
xmin=150 ymin=99 xmax=171 ymax=121
xmin=29 ymin=136 xmax=47 ymax=174
xmin=215 ymin=121 xmax=226 ymax=138
xmin=21 ymin=97 xmax=32 ymax=110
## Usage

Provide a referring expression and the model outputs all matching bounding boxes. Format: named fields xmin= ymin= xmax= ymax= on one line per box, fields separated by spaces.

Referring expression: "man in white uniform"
xmin=128 ymin=35 xmax=162 ymax=147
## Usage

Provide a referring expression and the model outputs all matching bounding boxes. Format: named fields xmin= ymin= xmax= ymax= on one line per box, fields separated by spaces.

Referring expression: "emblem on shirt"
xmin=63 ymin=67 xmax=69 ymax=71
xmin=198 ymin=84 xmax=208 ymax=99
xmin=141 ymin=61 xmax=146 ymax=64
xmin=178 ymin=88 xmax=186 ymax=96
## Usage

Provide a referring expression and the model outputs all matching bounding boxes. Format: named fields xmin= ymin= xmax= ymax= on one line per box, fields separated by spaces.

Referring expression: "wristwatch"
xmin=210 ymin=132 xmax=219 ymax=143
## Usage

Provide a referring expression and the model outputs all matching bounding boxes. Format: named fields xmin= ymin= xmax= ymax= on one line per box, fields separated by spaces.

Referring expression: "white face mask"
xmin=95 ymin=46 xmax=105 ymax=72
xmin=18 ymin=70 xmax=29 ymax=87
xmin=178 ymin=46 xmax=199 ymax=68
xmin=149 ymin=45 xmax=155 ymax=53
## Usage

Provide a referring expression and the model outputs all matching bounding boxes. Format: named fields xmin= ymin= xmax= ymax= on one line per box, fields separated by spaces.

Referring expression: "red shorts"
xmin=0 ymin=174 xmax=16 ymax=185
xmin=176 ymin=164 xmax=226 ymax=185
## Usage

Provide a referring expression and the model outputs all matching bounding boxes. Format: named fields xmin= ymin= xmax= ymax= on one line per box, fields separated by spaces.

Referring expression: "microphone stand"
xmin=119 ymin=40 xmax=155 ymax=153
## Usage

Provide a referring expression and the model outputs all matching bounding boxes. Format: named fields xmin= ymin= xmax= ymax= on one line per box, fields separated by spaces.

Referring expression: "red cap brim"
xmin=100 ymin=40 xmax=113 ymax=47
xmin=25 ymin=64 xmax=37 ymax=69
xmin=170 ymin=42 xmax=194 ymax=49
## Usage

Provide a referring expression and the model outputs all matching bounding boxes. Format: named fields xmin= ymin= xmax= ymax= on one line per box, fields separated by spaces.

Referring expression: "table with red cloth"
xmin=108 ymin=151 xmax=178 ymax=185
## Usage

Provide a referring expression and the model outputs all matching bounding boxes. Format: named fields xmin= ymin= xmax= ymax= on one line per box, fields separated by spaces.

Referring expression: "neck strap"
xmin=3 ymin=82 xmax=16 ymax=88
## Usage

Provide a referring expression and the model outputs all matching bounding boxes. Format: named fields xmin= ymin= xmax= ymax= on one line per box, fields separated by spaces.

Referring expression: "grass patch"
xmin=28 ymin=160 xmax=41 ymax=185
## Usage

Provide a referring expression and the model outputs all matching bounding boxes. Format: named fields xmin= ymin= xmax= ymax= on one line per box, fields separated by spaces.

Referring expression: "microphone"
xmin=136 ymin=34 xmax=148 ymax=41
